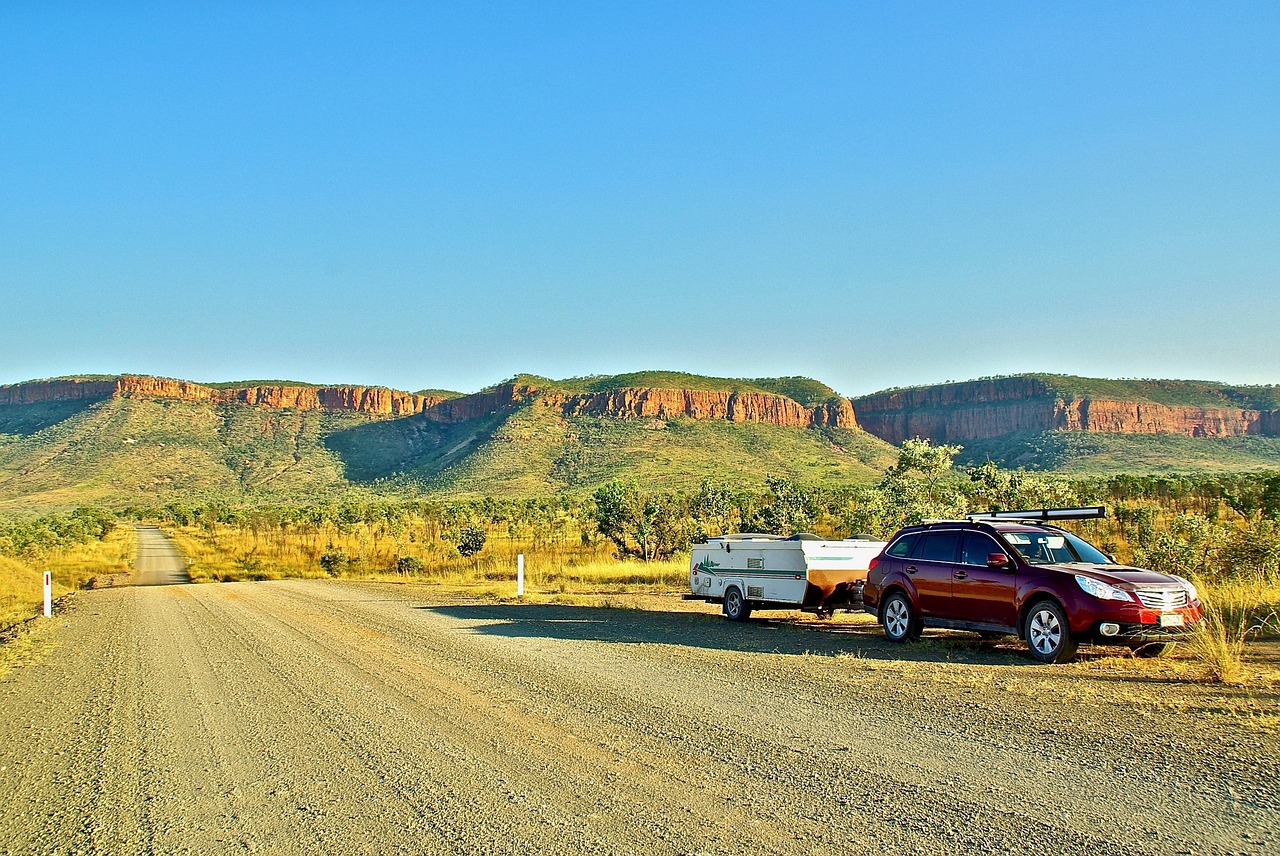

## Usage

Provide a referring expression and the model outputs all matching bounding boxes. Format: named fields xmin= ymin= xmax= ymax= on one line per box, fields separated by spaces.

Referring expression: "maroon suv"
xmin=862 ymin=508 xmax=1203 ymax=663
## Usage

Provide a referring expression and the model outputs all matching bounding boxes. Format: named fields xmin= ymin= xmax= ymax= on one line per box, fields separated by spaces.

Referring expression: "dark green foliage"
xmin=456 ymin=526 xmax=487 ymax=557
xmin=747 ymin=377 xmax=842 ymax=407
xmin=0 ymin=507 xmax=116 ymax=556
xmin=590 ymin=480 xmax=694 ymax=561
xmin=319 ymin=549 xmax=349 ymax=576
xmin=753 ymin=477 xmax=820 ymax=535
xmin=395 ymin=555 xmax=424 ymax=575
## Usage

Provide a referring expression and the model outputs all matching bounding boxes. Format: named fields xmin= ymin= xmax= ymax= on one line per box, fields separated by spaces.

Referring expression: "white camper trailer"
xmin=686 ymin=533 xmax=887 ymax=621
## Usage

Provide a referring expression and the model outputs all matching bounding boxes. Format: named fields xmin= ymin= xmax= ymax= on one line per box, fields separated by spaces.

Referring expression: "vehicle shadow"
xmin=421 ymin=603 xmax=1042 ymax=667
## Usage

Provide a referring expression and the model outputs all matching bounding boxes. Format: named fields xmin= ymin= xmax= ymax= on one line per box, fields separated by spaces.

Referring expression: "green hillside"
xmin=0 ymin=381 xmax=896 ymax=510
xmin=0 ymin=397 xmax=365 ymax=510
xmin=960 ymin=430 xmax=1280 ymax=474
xmin=325 ymin=402 xmax=896 ymax=496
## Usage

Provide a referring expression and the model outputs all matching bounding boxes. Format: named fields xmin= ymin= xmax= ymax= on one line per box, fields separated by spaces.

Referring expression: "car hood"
xmin=1045 ymin=563 xmax=1181 ymax=588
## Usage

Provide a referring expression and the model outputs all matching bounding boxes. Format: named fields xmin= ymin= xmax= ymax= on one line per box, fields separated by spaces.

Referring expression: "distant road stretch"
xmin=0 ymin=533 xmax=1275 ymax=854
xmin=133 ymin=525 xmax=192 ymax=586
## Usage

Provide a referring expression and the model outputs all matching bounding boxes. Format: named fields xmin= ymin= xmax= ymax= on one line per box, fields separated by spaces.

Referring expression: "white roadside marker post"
xmin=517 ymin=554 xmax=525 ymax=597
xmin=43 ymin=571 xmax=52 ymax=618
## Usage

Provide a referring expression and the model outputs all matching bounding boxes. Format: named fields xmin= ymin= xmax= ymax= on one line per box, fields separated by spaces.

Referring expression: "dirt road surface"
xmin=132 ymin=526 xmax=192 ymax=587
xmin=0 ymin=546 xmax=1276 ymax=853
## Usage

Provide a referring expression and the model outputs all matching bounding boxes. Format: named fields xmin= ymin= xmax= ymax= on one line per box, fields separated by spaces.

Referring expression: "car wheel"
xmin=1130 ymin=642 xmax=1172 ymax=658
xmin=1025 ymin=600 xmax=1077 ymax=663
xmin=882 ymin=591 xmax=920 ymax=643
xmin=724 ymin=587 xmax=750 ymax=622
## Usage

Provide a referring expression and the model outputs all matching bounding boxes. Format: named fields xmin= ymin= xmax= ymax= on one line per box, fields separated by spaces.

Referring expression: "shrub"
xmin=319 ymin=549 xmax=349 ymax=576
xmin=395 ymin=555 xmax=424 ymax=575
xmin=456 ymin=526 xmax=487 ymax=558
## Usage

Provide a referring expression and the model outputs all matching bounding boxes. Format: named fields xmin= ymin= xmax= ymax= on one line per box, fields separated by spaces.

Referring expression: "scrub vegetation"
xmin=0 ymin=509 xmax=133 ymax=630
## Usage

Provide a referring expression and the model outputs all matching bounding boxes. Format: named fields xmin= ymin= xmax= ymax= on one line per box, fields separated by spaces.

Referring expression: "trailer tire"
xmin=724 ymin=586 xmax=751 ymax=622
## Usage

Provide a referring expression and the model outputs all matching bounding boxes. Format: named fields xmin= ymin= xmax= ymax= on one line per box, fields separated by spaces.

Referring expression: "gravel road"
xmin=133 ymin=526 xmax=192 ymax=587
xmin=0 ymin=542 xmax=1276 ymax=854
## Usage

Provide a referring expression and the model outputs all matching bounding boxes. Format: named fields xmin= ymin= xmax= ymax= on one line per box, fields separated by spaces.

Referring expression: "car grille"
xmin=1135 ymin=588 xmax=1189 ymax=610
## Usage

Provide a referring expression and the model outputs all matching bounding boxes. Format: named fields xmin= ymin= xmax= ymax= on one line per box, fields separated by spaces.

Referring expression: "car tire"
xmin=881 ymin=591 xmax=920 ymax=643
xmin=1130 ymin=642 xmax=1173 ymax=658
xmin=724 ymin=587 xmax=751 ymax=622
xmin=1025 ymin=600 xmax=1077 ymax=664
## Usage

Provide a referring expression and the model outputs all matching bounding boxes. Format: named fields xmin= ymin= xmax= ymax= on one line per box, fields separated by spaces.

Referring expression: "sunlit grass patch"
xmin=0 ymin=527 xmax=135 ymax=631
xmin=166 ymin=521 xmax=689 ymax=597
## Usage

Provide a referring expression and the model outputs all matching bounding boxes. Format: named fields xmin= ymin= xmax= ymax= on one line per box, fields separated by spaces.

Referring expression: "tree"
xmin=591 ymin=480 xmax=691 ymax=561
xmin=456 ymin=526 xmax=487 ymax=558
xmin=887 ymin=437 xmax=963 ymax=503
xmin=759 ymin=476 xmax=818 ymax=535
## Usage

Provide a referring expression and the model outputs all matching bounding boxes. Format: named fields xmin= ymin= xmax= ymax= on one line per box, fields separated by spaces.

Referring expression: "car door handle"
xmin=906 ymin=565 xmax=918 ymax=574
xmin=953 ymin=570 xmax=968 ymax=580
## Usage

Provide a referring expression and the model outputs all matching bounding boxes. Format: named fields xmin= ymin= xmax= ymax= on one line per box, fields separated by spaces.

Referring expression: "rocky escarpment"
xmin=0 ymin=375 xmax=858 ymax=430
xmin=0 ymin=378 xmax=120 ymax=405
xmin=0 ymin=376 xmax=453 ymax=418
xmin=854 ymin=377 xmax=1280 ymax=445
xmin=418 ymin=383 xmax=859 ymax=429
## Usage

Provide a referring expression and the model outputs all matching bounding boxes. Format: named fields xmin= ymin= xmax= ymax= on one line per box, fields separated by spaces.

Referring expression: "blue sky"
xmin=2 ymin=2 xmax=1277 ymax=397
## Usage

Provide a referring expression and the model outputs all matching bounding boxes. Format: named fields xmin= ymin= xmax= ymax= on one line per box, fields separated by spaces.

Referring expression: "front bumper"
xmin=1087 ymin=616 xmax=1201 ymax=645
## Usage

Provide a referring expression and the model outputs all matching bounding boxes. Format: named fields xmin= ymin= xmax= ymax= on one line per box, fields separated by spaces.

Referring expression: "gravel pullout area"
xmin=0 ymin=577 xmax=1276 ymax=855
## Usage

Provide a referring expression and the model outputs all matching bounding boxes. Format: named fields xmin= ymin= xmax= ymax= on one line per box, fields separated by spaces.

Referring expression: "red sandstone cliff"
xmin=1 ymin=374 xmax=857 ymax=430
xmin=0 ymin=378 xmax=119 ymax=405
xmin=853 ymin=378 xmax=1280 ymax=445
xmin=0 ymin=376 xmax=452 ymax=418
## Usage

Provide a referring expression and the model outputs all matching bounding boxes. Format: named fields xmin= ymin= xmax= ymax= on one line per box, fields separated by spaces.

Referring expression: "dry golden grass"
xmin=165 ymin=521 xmax=689 ymax=594
xmin=1165 ymin=578 xmax=1280 ymax=685
xmin=0 ymin=527 xmax=135 ymax=631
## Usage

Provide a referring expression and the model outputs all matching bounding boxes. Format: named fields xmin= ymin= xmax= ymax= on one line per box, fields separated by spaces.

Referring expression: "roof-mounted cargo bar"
xmin=967 ymin=506 xmax=1107 ymax=522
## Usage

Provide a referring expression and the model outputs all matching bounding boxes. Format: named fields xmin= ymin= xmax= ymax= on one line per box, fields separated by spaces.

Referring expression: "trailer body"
xmin=687 ymin=533 xmax=886 ymax=617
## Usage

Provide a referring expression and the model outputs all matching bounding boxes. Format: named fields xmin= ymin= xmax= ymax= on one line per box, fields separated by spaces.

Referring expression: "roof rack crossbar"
xmin=966 ymin=506 xmax=1106 ymax=523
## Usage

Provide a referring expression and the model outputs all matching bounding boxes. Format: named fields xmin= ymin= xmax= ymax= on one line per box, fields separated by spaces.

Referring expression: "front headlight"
xmin=1170 ymin=574 xmax=1199 ymax=602
xmin=1075 ymin=574 xmax=1134 ymax=602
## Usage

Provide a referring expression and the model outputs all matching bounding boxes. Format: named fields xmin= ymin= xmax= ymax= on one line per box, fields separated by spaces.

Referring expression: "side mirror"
xmin=987 ymin=553 xmax=1010 ymax=568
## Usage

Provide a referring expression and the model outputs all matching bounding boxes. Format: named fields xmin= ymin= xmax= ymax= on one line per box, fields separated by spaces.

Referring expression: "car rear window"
xmin=886 ymin=533 xmax=919 ymax=558
xmin=914 ymin=531 xmax=961 ymax=563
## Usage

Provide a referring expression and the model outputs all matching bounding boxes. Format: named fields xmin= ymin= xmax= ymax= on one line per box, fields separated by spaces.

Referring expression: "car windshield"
xmin=1001 ymin=530 xmax=1112 ymax=565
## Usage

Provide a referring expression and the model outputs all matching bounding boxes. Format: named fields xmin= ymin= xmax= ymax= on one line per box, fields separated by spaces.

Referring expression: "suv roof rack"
xmin=966 ymin=506 xmax=1106 ymax=523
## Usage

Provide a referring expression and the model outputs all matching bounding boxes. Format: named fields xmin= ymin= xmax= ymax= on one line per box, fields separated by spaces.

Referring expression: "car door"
xmin=906 ymin=530 xmax=961 ymax=618
xmin=951 ymin=532 xmax=1018 ymax=628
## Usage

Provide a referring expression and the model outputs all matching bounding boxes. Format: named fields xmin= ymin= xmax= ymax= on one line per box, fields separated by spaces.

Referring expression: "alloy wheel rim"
xmin=1029 ymin=610 xmax=1061 ymax=654
xmin=886 ymin=600 xmax=908 ymax=637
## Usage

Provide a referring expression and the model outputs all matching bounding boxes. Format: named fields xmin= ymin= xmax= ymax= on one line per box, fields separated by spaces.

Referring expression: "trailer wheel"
xmin=724 ymin=586 xmax=751 ymax=622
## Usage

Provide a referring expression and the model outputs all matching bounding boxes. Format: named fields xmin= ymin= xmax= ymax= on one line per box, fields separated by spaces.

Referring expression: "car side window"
xmin=913 ymin=531 xmax=961 ymax=563
xmin=960 ymin=533 xmax=1008 ymax=566
xmin=886 ymin=534 xmax=919 ymax=558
